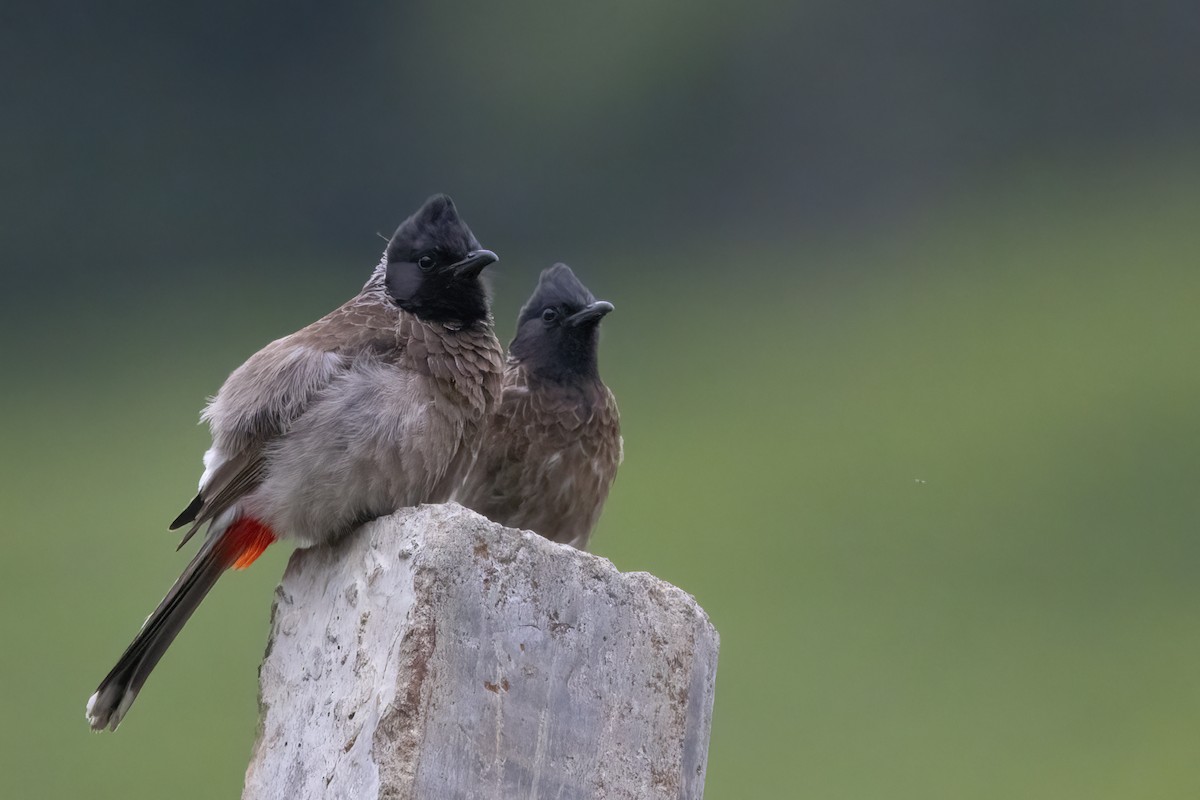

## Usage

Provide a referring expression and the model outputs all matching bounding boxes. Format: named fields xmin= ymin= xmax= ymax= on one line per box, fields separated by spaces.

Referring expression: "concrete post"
xmin=242 ymin=504 xmax=718 ymax=800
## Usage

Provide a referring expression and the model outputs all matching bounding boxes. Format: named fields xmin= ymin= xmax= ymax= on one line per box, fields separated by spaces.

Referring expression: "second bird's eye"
xmin=417 ymin=255 xmax=436 ymax=271
xmin=542 ymin=308 xmax=559 ymax=322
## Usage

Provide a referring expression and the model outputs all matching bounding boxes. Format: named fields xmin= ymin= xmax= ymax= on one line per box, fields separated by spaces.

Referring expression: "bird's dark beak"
xmin=450 ymin=249 xmax=499 ymax=279
xmin=564 ymin=300 xmax=615 ymax=327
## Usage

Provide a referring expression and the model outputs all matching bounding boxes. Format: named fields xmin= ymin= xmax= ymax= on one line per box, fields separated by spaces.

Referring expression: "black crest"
xmin=510 ymin=264 xmax=613 ymax=383
xmin=384 ymin=194 xmax=497 ymax=324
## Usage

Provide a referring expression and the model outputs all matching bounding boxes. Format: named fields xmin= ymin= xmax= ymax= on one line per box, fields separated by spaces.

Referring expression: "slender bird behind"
xmin=86 ymin=194 xmax=503 ymax=731
xmin=455 ymin=263 xmax=622 ymax=550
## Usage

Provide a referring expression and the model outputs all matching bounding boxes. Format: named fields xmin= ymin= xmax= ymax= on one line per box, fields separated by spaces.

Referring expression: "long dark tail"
xmin=86 ymin=518 xmax=275 ymax=731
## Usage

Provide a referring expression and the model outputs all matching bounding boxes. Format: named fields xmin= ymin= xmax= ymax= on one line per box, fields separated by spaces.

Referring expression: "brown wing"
xmin=171 ymin=292 xmax=403 ymax=546
xmin=172 ymin=450 xmax=268 ymax=549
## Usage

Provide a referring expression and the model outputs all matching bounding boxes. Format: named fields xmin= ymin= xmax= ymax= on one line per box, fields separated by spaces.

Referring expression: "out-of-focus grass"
xmin=2 ymin=161 xmax=1198 ymax=798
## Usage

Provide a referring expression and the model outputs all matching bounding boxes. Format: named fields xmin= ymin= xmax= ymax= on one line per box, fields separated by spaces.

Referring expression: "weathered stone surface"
xmin=242 ymin=504 xmax=719 ymax=800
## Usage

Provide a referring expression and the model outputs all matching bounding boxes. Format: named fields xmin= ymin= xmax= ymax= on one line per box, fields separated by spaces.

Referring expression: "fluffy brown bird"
xmin=86 ymin=194 xmax=503 ymax=731
xmin=455 ymin=263 xmax=621 ymax=550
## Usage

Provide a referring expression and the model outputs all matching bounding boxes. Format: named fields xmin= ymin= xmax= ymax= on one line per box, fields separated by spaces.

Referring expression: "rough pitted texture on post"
xmin=242 ymin=504 xmax=718 ymax=800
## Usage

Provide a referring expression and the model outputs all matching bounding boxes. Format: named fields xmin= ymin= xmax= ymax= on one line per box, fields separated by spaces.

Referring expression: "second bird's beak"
xmin=564 ymin=300 xmax=615 ymax=327
xmin=451 ymin=249 xmax=499 ymax=278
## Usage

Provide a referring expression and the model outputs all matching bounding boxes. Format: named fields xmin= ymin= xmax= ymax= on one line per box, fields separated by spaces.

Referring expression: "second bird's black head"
xmin=509 ymin=263 xmax=614 ymax=383
xmin=385 ymin=194 xmax=498 ymax=324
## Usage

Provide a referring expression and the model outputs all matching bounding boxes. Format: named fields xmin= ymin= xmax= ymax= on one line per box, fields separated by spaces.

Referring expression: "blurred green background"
xmin=3 ymin=2 xmax=1199 ymax=798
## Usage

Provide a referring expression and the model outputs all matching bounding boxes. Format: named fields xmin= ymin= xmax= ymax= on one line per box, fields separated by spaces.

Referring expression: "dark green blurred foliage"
xmin=2 ymin=3 xmax=1199 ymax=798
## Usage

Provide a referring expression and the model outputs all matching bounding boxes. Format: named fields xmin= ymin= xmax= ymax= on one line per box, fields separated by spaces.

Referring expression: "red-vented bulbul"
xmin=455 ymin=263 xmax=621 ymax=550
xmin=86 ymin=194 xmax=503 ymax=731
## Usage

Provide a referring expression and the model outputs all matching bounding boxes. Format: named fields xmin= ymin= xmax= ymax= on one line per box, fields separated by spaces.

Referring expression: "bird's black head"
xmin=384 ymin=194 xmax=498 ymax=324
xmin=509 ymin=263 xmax=614 ymax=383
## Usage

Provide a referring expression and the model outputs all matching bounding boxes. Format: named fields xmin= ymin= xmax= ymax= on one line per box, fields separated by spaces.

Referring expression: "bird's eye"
xmin=542 ymin=308 xmax=559 ymax=323
xmin=417 ymin=255 xmax=436 ymax=271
